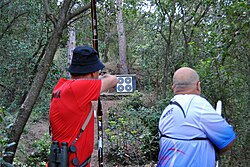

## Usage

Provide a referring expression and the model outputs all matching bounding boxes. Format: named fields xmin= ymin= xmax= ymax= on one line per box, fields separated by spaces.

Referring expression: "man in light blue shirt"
xmin=158 ymin=67 xmax=236 ymax=167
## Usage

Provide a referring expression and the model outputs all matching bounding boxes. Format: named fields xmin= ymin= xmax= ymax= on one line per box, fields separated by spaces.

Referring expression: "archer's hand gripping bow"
xmin=91 ymin=0 xmax=103 ymax=166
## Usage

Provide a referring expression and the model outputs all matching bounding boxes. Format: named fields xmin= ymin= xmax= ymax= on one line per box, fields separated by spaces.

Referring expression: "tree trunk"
xmin=103 ymin=38 xmax=109 ymax=62
xmin=67 ymin=25 xmax=76 ymax=78
xmin=162 ymin=44 xmax=171 ymax=99
xmin=4 ymin=0 xmax=91 ymax=163
xmin=116 ymin=0 xmax=128 ymax=74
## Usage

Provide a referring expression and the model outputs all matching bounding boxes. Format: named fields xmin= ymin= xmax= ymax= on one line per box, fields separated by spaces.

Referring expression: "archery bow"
xmin=91 ymin=0 xmax=104 ymax=166
xmin=215 ymin=100 xmax=222 ymax=167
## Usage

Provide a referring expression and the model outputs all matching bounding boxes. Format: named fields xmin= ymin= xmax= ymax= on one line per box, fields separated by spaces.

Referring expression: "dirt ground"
xmin=17 ymin=100 xmax=121 ymax=166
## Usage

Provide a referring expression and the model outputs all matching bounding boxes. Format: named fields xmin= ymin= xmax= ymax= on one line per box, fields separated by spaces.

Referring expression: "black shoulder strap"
xmin=79 ymin=155 xmax=91 ymax=167
xmin=169 ymin=101 xmax=186 ymax=118
xmin=160 ymin=134 xmax=207 ymax=140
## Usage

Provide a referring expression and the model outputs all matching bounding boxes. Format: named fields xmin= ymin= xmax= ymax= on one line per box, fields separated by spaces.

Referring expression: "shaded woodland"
xmin=0 ymin=0 xmax=249 ymax=166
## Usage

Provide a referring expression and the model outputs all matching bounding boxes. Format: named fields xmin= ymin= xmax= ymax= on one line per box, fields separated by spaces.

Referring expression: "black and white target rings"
xmin=115 ymin=75 xmax=136 ymax=93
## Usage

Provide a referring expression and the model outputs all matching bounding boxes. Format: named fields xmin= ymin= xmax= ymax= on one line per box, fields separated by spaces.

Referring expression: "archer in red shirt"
xmin=49 ymin=45 xmax=118 ymax=167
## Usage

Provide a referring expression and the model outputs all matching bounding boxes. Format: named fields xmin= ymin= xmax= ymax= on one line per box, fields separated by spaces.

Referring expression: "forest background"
xmin=0 ymin=0 xmax=249 ymax=166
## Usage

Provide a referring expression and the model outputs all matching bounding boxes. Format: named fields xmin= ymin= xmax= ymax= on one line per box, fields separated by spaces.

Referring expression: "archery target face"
xmin=116 ymin=76 xmax=134 ymax=93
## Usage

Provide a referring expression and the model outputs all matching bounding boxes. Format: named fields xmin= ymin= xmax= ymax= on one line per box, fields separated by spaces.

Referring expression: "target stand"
xmin=115 ymin=74 xmax=136 ymax=94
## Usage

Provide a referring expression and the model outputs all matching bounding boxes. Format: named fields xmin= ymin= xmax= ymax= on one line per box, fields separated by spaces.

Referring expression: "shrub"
xmin=0 ymin=106 xmax=15 ymax=167
xmin=24 ymin=133 xmax=50 ymax=166
xmin=105 ymin=91 xmax=162 ymax=166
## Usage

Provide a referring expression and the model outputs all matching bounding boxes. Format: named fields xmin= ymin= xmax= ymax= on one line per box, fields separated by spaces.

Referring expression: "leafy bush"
xmin=195 ymin=59 xmax=250 ymax=166
xmin=105 ymin=91 xmax=162 ymax=166
xmin=0 ymin=107 xmax=15 ymax=167
xmin=23 ymin=133 xmax=50 ymax=166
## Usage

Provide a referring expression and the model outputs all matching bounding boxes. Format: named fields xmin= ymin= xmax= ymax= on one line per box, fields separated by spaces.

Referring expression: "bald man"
xmin=157 ymin=67 xmax=236 ymax=167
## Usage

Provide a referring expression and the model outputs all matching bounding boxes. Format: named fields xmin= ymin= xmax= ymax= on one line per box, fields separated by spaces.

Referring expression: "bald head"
xmin=172 ymin=67 xmax=201 ymax=95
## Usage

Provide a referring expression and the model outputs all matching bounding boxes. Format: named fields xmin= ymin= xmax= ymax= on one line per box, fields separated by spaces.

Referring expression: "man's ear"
xmin=197 ymin=81 xmax=201 ymax=92
xmin=90 ymin=72 xmax=95 ymax=77
xmin=172 ymin=84 xmax=175 ymax=92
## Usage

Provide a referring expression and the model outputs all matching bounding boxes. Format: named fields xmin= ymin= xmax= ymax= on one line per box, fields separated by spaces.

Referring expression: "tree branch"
xmin=189 ymin=5 xmax=210 ymax=40
xmin=0 ymin=12 xmax=27 ymax=40
xmin=193 ymin=5 xmax=209 ymax=27
xmin=68 ymin=12 xmax=90 ymax=27
xmin=126 ymin=12 xmax=147 ymax=36
xmin=184 ymin=2 xmax=202 ymax=24
xmin=44 ymin=0 xmax=57 ymax=25
xmin=66 ymin=2 xmax=91 ymax=22
xmin=0 ymin=0 xmax=11 ymax=10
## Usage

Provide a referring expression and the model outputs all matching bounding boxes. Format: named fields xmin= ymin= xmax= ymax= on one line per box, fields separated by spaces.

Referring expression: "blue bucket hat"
xmin=67 ymin=45 xmax=105 ymax=74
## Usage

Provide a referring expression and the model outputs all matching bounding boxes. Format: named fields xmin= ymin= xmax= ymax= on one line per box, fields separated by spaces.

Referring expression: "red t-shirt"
xmin=49 ymin=78 xmax=101 ymax=167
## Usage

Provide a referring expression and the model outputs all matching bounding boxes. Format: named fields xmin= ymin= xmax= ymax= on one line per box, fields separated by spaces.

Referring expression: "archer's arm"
xmin=219 ymin=138 xmax=236 ymax=153
xmin=100 ymin=74 xmax=118 ymax=93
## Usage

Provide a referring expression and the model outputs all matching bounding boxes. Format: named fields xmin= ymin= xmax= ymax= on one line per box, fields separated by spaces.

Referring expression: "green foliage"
xmin=0 ymin=107 xmax=15 ymax=167
xmin=195 ymin=57 xmax=249 ymax=166
xmin=191 ymin=2 xmax=250 ymax=164
xmin=105 ymin=91 xmax=161 ymax=165
xmin=22 ymin=133 xmax=50 ymax=166
xmin=0 ymin=0 xmax=48 ymax=112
